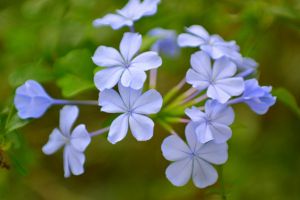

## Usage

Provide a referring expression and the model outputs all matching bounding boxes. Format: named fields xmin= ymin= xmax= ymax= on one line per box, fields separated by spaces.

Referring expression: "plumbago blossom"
xmin=93 ymin=32 xmax=162 ymax=91
xmin=13 ymin=0 xmax=276 ymax=195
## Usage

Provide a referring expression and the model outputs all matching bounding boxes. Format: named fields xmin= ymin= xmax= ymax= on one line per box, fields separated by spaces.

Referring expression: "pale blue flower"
xmin=241 ymin=79 xmax=276 ymax=114
xmin=42 ymin=106 xmax=91 ymax=178
xmin=186 ymin=51 xmax=244 ymax=103
xmin=14 ymin=80 xmax=54 ymax=119
xmin=93 ymin=0 xmax=160 ymax=30
xmin=93 ymin=32 xmax=162 ymax=91
xmin=161 ymin=122 xmax=228 ymax=188
xmin=178 ymin=25 xmax=242 ymax=63
xmin=148 ymin=28 xmax=179 ymax=57
xmin=99 ymin=84 xmax=163 ymax=144
xmin=185 ymin=100 xmax=234 ymax=143
xmin=236 ymin=57 xmax=258 ymax=70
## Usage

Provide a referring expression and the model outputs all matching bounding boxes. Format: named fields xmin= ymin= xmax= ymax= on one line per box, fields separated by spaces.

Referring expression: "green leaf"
xmin=54 ymin=49 xmax=96 ymax=97
xmin=273 ymin=87 xmax=300 ymax=118
xmin=9 ymin=60 xmax=54 ymax=87
xmin=140 ymin=36 xmax=160 ymax=52
xmin=5 ymin=114 xmax=30 ymax=133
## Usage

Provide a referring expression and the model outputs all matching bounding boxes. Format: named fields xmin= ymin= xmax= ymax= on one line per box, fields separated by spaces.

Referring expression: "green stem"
xmin=163 ymin=77 xmax=186 ymax=105
xmin=219 ymin=165 xmax=227 ymax=200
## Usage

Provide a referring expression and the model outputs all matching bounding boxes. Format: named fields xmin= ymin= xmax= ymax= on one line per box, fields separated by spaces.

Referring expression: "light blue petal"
xmin=99 ymin=88 xmax=127 ymax=113
xmin=64 ymin=145 xmax=85 ymax=177
xmin=140 ymin=0 xmax=161 ymax=16
xmin=192 ymin=158 xmax=218 ymax=188
xmin=212 ymin=57 xmax=237 ymax=80
xmin=186 ymin=69 xmax=210 ymax=91
xmin=59 ymin=106 xmax=79 ymax=137
xmin=108 ymin=114 xmax=129 ymax=144
xmin=186 ymin=25 xmax=210 ymax=41
xmin=92 ymin=46 xmax=124 ymax=67
xmin=190 ymin=51 xmax=212 ymax=78
xmin=93 ymin=14 xmax=133 ymax=30
xmin=177 ymin=33 xmax=204 ymax=47
xmin=195 ymin=122 xmax=214 ymax=143
xmin=209 ymin=122 xmax=232 ymax=143
xmin=129 ymin=114 xmax=154 ymax=141
xmin=166 ymin=157 xmax=193 ymax=187
xmin=118 ymin=83 xmax=142 ymax=109
xmin=94 ymin=67 xmax=124 ymax=91
xmin=197 ymin=142 xmax=228 ymax=164
xmin=133 ymin=89 xmax=163 ymax=114
xmin=161 ymin=135 xmax=190 ymax=161
xmin=207 ymin=85 xmax=231 ymax=104
xmin=185 ymin=122 xmax=204 ymax=152
xmin=185 ymin=107 xmax=205 ymax=122
xmin=71 ymin=124 xmax=91 ymax=152
xmin=42 ymin=128 xmax=66 ymax=155
xmin=120 ymin=32 xmax=142 ymax=62
xmin=205 ymin=100 xmax=235 ymax=125
xmin=14 ymin=80 xmax=53 ymax=119
xmin=120 ymin=68 xmax=147 ymax=89
xmin=131 ymin=51 xmax=162 ymax=70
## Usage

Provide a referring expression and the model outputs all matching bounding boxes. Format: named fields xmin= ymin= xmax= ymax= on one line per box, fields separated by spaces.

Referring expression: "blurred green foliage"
xmin=0 ymin=0 xmax=300 ymax=199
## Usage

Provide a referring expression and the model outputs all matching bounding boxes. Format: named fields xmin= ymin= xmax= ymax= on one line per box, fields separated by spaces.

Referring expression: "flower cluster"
xmin=13 ymin=0 xmax=276 ymax=191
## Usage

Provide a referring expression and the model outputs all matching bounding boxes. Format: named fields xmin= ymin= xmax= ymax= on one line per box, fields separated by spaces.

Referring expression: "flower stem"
xmin=149 ymin=69 xmax=157 ymax=89
xmin=90 ymin=127 xmax=110 ymax=137
xmin=219 ymin=165 xmax=227 ymax=200
xmin=157 ymin=120 xmax=177 ymax=135
xmin=129 ymin=25 xmax=135 ymax=33
xmin=54 ymin=99 xmax=99 ymax=106
xmin=163 ymin=77 xmax=186 ymax=105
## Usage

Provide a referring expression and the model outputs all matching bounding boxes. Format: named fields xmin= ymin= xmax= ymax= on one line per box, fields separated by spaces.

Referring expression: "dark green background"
xmin=0 ymin=0 xmax=300 ymax=199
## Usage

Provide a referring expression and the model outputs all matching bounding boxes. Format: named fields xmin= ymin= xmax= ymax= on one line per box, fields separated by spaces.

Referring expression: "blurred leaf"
xmin=273 ymin=87 xmax=300 ymax=118
xmin=9 ymin=61 xmax=54 ymax=87
xmin=140 ymin=36 xmax=159 ymax=52
xmin=54 ymin=49 xmax=95 ymax=97
xmin=8 ymin=151 xmax=28 ymax=176
xmin=5 ymin=114 xmax=30 ymax=133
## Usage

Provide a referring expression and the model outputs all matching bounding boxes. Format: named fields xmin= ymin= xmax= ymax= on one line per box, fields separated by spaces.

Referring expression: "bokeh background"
xmin=1 ymin=0 xmax=300 ymax=199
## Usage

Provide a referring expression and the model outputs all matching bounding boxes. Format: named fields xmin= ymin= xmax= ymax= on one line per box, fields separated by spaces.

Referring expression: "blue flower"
xmin=178 ymin=25 xmax=242 ymax=63
xmin=241 ymin=79 xmax=276 ymax=114
xmin=99 ymin=84 xmax=163 ymax=144
xmin=236 ymin=57 xmax=258 ymax=70
xmin=93 ymin=32 xmax=162 ymax=91
xmin=148 ymin=28 xmax=179 ymax=57
xmin=161 ymin=122 xmax=228 ymax=188
xmin=14 ymin=80 xmax=54 ymax=119
xmin=42 ymin=106 xmax=91 ymax=178
xmin=93 ymin=0 xmax=160 ymax=30
xmin=186 ymin=51 xmax=244 ymax=103
xmin=185 ymin=100 xmax=234 ymax=143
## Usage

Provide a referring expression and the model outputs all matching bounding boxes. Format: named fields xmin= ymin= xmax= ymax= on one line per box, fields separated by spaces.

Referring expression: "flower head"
xmin=186 ymin=51 xmax=244 ymax=103
xmin=178 ymin=25 xmax=242 ymax=63
xmin=93 ymin=0 xmax=160 ymax=30
xmin=14 ymin=80 xmax=54 ymax=119
xmin=148 ymin=28 xmax=179 ymax=57
xmin=93 ymin=32 xmax=162 ymax=91
xmin=42 ymin=106 xmax=91 ymax=178
xmin=99 ymin=84 xmax=163 ymax=144
xmin=241 ymin=79 xmax=276 ymax=114
xmin=161 ymin=122 xmax=228 ymax=188
xmin=185 ymin=100 xmax=234 ymax=143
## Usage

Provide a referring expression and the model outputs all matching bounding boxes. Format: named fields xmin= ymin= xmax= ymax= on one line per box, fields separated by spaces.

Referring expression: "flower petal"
xmin=64 ymin=145 xmax=85 ymax=177
xmin=120 ymin=68 xmax=147 ymax=89
xmin=177 ymin=33 xmax=204 ymax=47
xmin=209 ymin=122 xmax=232 ymax=143
xmin=59 ymin=106 xmax=79 ymax=137
xmin=186 ymin=25 xmax=210 ymax=40
xmin=129 ymin=114 xmax=154 ymax=141
xmin=185 ymin=122 xmax=204 ymax=152
xmin=161 ymin=135 xmax=190 ymax=161
xmin=118 ymin=83 xmax=142 ymax=109
xmin=166 ymin=158 xmax=193 ymax=187
xmin=132 ymin=89 xmax=163 ymax=114
xmin=94 ymin=67 xmax=124 ymax=91
xmin=190 ymin=51 xmax=212 ymax=78
xmin=108 ymin=114 xmax=129 ymax=144
xmin=205 ymin=100 xmax=234 ymax=125
xmin=192 ymin=158 xmax=218 ymax=188
xmin=212 ymin=57 xmax=237 ymax=80
xmin=99 ymin=88 xmax=127 ymax=113
xmin=185 ymin=107 xmax=205 ymax=122
xmin=71 ymin=124 xmax=91 ymax=152
xmin=120 ymin=32 xmax=142 ymax=62
xmin=207 ymin=85 xmax=231 ymax=103
xmin=195 ymin=123 xmax=214 ymax=143
xmin=93 ymin=14 xmax=133 ymax=30
xmin=215 ymin=77 xmax=245 ymax=97
xmin=186 ymin=69 xmax=210 ymax=91
xmin=197 ymin=142 xmax=228 ymax=165
xmin=42 ymin=128 xmax=66 ymax=155
xmin=131 ymin=51 xmax=162 ymax=70
xmin=92 ymin=46 xmax=124 ymax=67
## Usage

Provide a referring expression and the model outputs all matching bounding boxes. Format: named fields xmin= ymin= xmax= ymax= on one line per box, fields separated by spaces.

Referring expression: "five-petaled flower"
xmin=14 ymin=80 xmax=54 ymax=119
xmin=99 ymin=84 xmax=163 ymax=144
xmin=93 ymin=0 xmax=160 ymax=30
xmin=241 ymin=79 xmax=276 ymax=114
xmin=42 ymin=106 xmax=91 ymax=178
xmin=186 ymin=51 xmax=244 ymax=103
xmin=161 ymin=122 xmax=228 ymax=188
xmin=93 ymin=32 xmax=162 ymax=91
xmin=185 ymin=100 xmax=234 ymax=143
